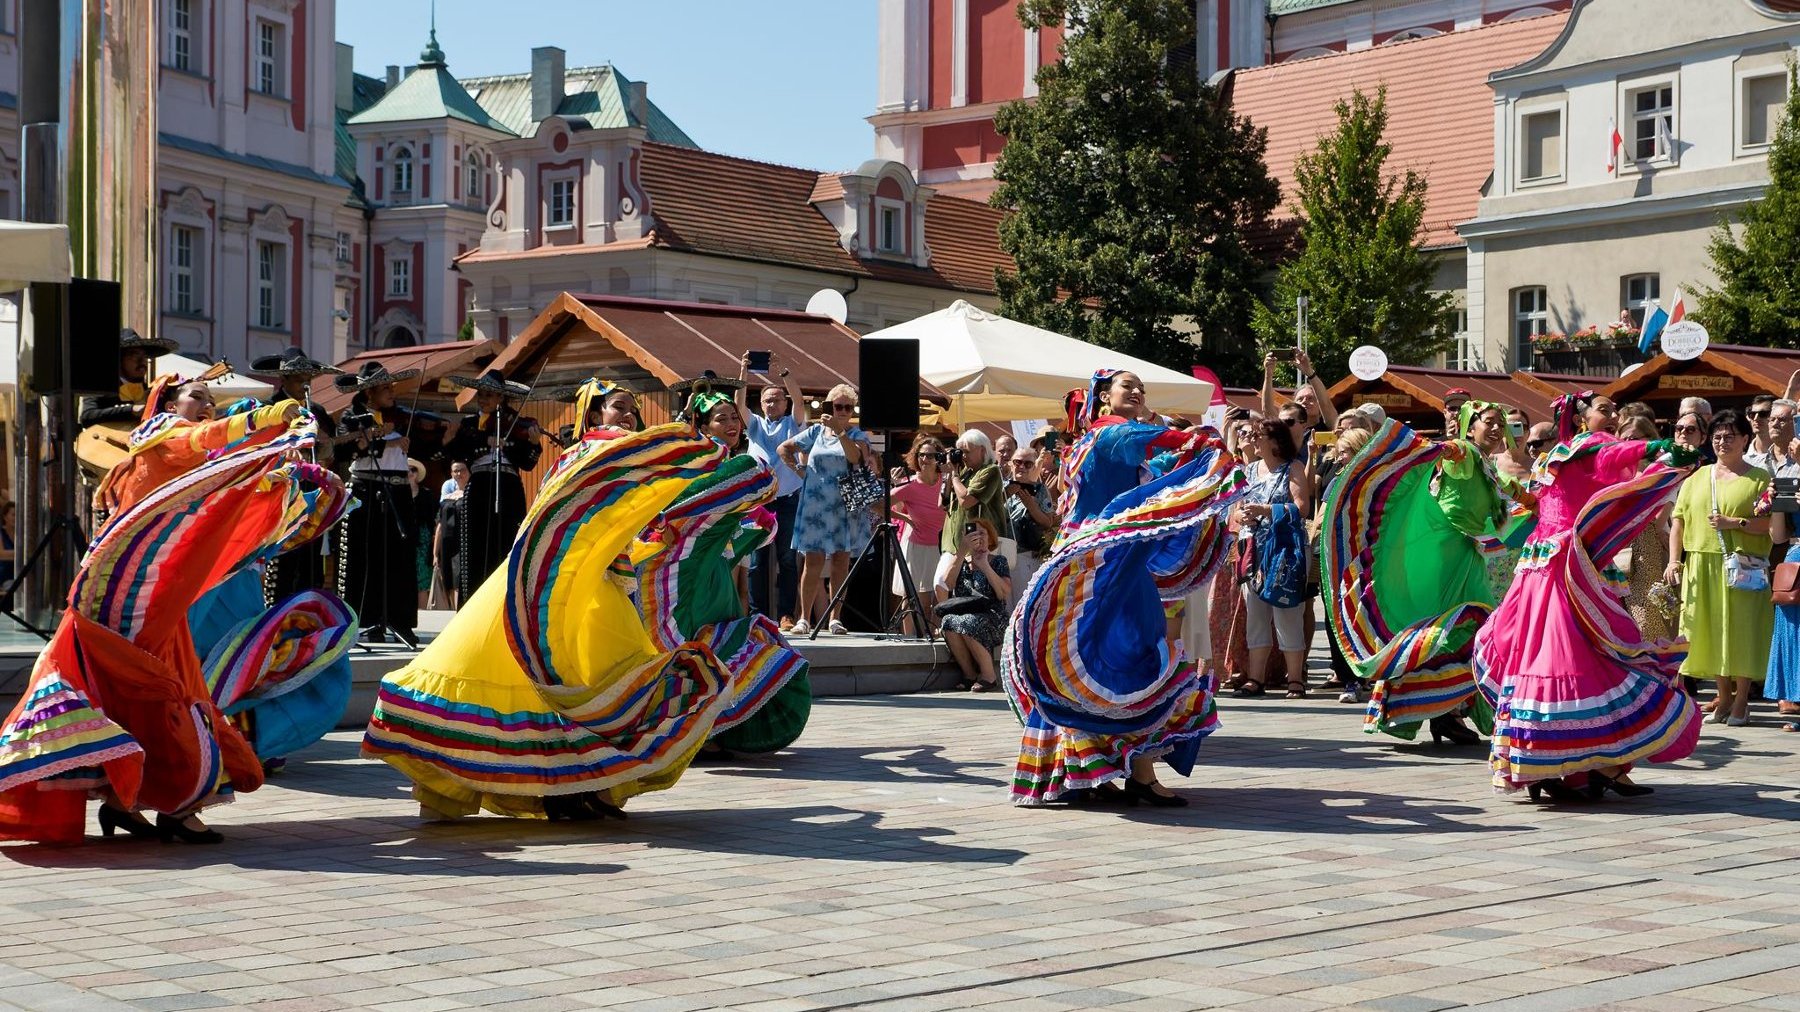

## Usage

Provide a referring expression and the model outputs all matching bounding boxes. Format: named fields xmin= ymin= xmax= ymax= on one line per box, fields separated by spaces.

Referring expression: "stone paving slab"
xmin=1 ymin=688 xmax=1798 ymax=1011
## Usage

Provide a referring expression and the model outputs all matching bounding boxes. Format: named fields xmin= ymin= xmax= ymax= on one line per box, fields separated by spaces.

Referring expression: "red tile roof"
xmin=1228 ymin=12 xmax=1569 ymax=251
xmin=1326 ymin=364 xmax=1582 ymax=423
xmin=459 ymin=144 xmax=1014 ymax=296
xmin=1602 ymin=344 xmax=1800 ymax=404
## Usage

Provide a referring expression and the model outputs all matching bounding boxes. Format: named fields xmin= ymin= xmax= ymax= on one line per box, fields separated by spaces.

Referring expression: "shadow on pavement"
xmin=1110 ymin=785 xmax=1519 ymax=834
xmin=697 ymin=744 xmax=1011 ymax=789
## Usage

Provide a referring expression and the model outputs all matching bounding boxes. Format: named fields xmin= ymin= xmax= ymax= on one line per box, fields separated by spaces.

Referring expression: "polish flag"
xmin=1605 ymin=118 xmax=1623 ymax=173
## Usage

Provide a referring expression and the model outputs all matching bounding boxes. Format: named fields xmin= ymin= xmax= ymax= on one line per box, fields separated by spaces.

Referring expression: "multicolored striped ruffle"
xmin=1321 ymin=421 xmax=1498 ymax=738
xmin=0 ymin=669 xmax=141 ymax=796
xmin=201 ymin=590 xmax=356 ymax=760
xmin=636 ymin=455 xmax=809 ymax=739
xmin=75 ymin=430 xmax=325 ymax=639
xmin=1004 ymin=446 xmax=1243 ymax=805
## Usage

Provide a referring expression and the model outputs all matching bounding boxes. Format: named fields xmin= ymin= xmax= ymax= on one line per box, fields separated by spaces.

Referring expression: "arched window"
xmin=384 ymin=326 xmax=417 ymax=348
xmin=464 ymin=152 xmax=483 ymax=204
xmin=391 ymin=145 xmax=414 ymax=197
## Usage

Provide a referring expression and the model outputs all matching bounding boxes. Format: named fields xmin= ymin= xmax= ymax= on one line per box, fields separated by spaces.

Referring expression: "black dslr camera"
xmin=947 ymin=446 xmax=966 ymax=467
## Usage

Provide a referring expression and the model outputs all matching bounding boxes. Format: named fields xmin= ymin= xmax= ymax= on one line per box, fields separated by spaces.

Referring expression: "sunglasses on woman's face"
xmin=1674 ymin=424 xmax=1701 ymax=435
xmin=829 ymin=401 xmax=855 ymax=411
xmin=1526 ymin=439 xmax=1548 ymax=452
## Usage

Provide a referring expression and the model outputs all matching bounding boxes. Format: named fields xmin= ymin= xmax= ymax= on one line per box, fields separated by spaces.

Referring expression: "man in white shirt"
xmin=739 ymin=352 xmax=809 ymax=630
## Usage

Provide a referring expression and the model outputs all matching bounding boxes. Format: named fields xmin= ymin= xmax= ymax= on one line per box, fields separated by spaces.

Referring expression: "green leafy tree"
xmin=992 ymin=0 xmax=1278 ymax=386
xmin=1251 ymin=87 xmax=1453 ymax=384
xmin=1692 ymin=62 xmax=1800 ymax=348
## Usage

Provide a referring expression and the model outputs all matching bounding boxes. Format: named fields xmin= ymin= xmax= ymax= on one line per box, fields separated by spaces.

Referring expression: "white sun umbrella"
xmin=0 ymin=221 xmax=71 ymax=291
xmin=154 ymin=352 xmax=272 ymax=400
xmin=861 ymin=300 xmax=1214 ymax=426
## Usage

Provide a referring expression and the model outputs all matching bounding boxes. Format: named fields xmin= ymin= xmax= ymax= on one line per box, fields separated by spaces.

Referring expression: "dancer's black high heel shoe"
xmin=98 ymin=804 xmax=158 ymax=840
xmin=1428 ymin=715 xmax=1481 ymax=747
xmin=545 ymin=793 xmax=627 ymax=822
xmin=1586 ymin=771 xmax=1654 ymax=799
xmin=1123 ymin=778 xmax=1189 ymax=808
xmin=156 ymin=813 xmax=224 ymax=844
xmin=1526 ymin=779 xmax=1591 ymax=804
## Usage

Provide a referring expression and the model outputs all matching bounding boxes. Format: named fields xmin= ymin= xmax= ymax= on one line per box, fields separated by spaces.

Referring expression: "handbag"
xmin=1772 ymin=562 xmax=1800 ymax=606
xmin=933 ymin=594 xmax=995 ymax=618
xmin=1713 ymin=466 xmax=1770 ymax=593
xmin=838 ymin=463 xmax=884 ymax=516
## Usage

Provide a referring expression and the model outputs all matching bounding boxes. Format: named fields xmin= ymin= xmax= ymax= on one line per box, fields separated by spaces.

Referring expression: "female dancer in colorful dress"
xmin=1470 ymin=392 xmax=1700 ymax=802
xmin=363 ymin=421 xmax=798 ymax=821
xmin=1004 ymin=370 xmax=1241 ymax=808
xmin=653 ymin=384 xmax=810 ymax=759
xmin=1460 ymin=400 xmax=1537 ymax=600
xmin=1322 ymin=416 xmax=1518 ymax=745
xmin=91 ymin=375 xmax=357 ymax=772
xmin=0 ymin=427 xmax=343 ymax=843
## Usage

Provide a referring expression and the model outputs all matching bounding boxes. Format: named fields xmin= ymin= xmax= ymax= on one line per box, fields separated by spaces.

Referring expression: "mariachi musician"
xmin=78 ymin=328 xmax=180 ymax=429
xmin=250 ymin=348 xmax=344 ymax=600
xmin=334 ymin=361 xmax=424 ymax=649
xmin=443 ymin=369 xmax=544 ymax=599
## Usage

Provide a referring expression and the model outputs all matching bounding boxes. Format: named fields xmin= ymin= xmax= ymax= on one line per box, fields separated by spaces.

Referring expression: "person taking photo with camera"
xmin=939 ymin=430 xmax=1014 ymax=583
xmin=1004 ymin=445 xmax=1059 ymax=607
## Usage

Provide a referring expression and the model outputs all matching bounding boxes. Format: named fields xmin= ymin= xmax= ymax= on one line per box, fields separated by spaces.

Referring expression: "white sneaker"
xmin=790 ymin=620 xmax=812 ymax=636
xmin=1338 ymin=690 xmax=1361 ymax=705
xmin=1727 ymin=715 xmax=1749 ymax=727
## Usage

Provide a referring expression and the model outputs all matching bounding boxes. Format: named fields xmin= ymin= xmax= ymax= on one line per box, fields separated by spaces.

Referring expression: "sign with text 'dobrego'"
xmin=1658 ymin=320 xmax=1709 ymax=361
xmin=1348 ymin=345 xmax=1389 ymax=382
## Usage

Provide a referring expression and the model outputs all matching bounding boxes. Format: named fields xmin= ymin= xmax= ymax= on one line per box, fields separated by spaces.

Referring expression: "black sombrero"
xmin=449 ymin=368 xmax=532 ymax=400
xmin=333 ymin=360 xmax=422 ymax=393
xmin=251 ymin=347 xmax=343 ymax=378
xmin=120 ymin=328 xmax=180 ymax=357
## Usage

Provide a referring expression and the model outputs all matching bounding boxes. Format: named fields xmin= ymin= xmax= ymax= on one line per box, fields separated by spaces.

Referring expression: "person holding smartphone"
xmin=739 ymin=350 xmax=809 ymax=630
xmin=776 ymin=383 xmax=871 ymax=636
xmin=934 ymin=518 xmax=1011 ymax=691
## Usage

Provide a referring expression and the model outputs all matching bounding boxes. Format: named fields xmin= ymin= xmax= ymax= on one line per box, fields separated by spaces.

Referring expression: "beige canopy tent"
xmin=0 ymin=222 xmax=71 ymax=290
xmin=860 ymin=300 xmax=1215 ymax=425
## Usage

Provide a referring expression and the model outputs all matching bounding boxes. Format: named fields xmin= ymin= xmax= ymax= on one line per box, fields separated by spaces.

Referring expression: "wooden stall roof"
xmin=318 ymin=339 xmax=501 ymax=415
xmin=1601 ymin=344 xmax=1799 ymax=407
xmin=481 ymin=292 xmax=946 ymax=403
xmin=1325 ymin=365 xmax=1589 ymax=426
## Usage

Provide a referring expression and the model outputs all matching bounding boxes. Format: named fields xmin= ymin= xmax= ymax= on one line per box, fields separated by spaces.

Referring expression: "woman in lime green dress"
xmin=1322 ymin=418 xmax=1516 ymax=743
xmin=1667 ymin=409 xmax=1777 ymax=727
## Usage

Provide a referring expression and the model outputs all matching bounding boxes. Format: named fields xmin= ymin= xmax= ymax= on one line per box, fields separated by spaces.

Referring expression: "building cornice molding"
xmin=1460 ymin=180 xmax=1765 ymax=239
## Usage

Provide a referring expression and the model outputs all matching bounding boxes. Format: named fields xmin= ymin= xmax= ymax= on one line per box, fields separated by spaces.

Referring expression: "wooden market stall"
xmin=1599 ymin=344 xmax=1798 ymax=416
xmin=1324 ymin=365 xmax=1594 ymax=432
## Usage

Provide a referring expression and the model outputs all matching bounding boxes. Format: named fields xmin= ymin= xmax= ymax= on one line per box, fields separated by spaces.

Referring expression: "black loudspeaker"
xmin=24 ymin=278 xmax=122 ymax=395
xmin=857 ymin=337 xmax=920 ymax=431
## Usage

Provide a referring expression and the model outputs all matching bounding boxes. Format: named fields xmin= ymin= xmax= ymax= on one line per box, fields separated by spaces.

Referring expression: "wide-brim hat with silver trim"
xmin=333 ymin=360 xmax=422 ymax=392
xmin=251 ymin=347 xmax=343 ymax=378
xmin=120 ymin=328 xmax=180 ymax=358
xmin=449 ymin=368 xmax=533 ymax=400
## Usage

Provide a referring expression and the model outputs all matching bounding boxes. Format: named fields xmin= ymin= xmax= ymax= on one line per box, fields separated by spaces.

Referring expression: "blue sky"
xmin=336 ymin=1 xmax=881 ymax=172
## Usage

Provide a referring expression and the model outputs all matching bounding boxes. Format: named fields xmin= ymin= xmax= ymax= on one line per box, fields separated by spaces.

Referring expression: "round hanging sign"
xmin=1659 ymin=320 xmax=1709 ymax=361
xmin=1348 ymin=345 xmax=1389 ymax=382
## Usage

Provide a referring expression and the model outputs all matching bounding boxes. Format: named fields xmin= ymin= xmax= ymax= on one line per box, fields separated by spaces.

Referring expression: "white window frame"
xmin=875 ymin=197 xmax=905 ymax=254
xmin=546 ymin=177 xmax=577 ymax=229
xmin=1442 ymin=304 xmax=1476 ymax=371
xmin=390 ymin=145 xmax=414 ymax=197
xmin=169 ymin=224 xmax=203 ymax=316
xmin=1624 ymin=79 xmax=1676 ymax=165
xmin=167 ymin=0 xmax=196 ymax=73
xmin=388 ymin=256 xmax=411 ymax=299
xmin=334 ymin=231 xmax=351 ymax=264
xmin=254 ymin=240 xmax=286 ymax=330
xmin=1738 ymin=70 xmax=1788 ymax=156
xmin=1621 ymin=273 xmax=1661 ymax=329
xmin=464 ymin=152 xmax=483 ymax=205
xmin=1516 ymin=102 xmax=1565 ymax=187
xmin=1513 ymin=286 xmax=1548 ymax=367
xmin=253 ymin=18 xmax=283 ymax=97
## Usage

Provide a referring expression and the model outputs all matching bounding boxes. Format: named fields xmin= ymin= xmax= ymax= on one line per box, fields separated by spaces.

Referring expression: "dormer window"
xmin=877 ymin=203 xmax=903 ymax=254
xmin=391 ymin=145 xmax=414 ymax=197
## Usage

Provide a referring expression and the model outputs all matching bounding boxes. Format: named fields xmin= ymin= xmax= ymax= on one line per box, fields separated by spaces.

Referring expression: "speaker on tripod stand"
xmin=810 ymin=337 xmax=930 ymax=641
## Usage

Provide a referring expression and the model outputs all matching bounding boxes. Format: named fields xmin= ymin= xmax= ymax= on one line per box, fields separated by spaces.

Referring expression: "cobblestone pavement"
xmin=2 ymin=688 xmax=1798 ymax=1012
